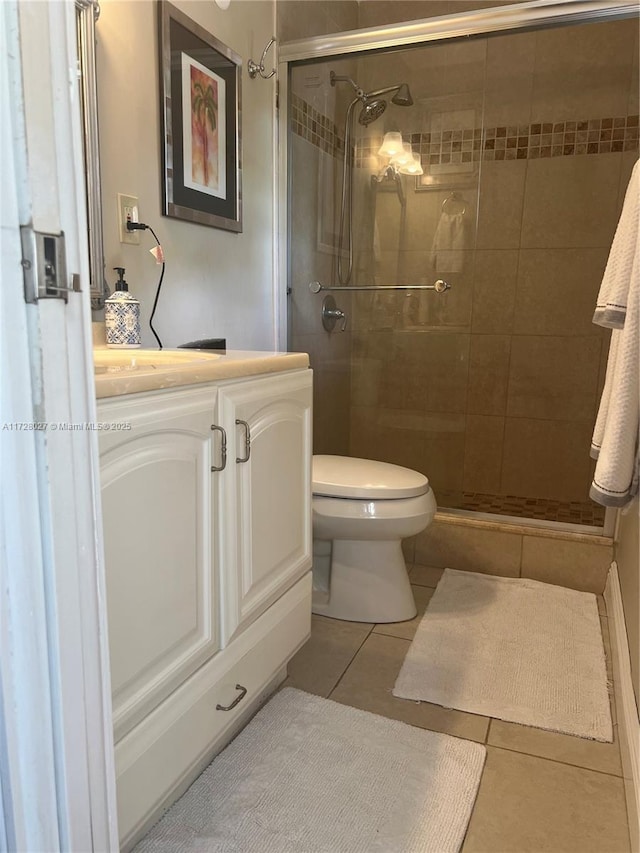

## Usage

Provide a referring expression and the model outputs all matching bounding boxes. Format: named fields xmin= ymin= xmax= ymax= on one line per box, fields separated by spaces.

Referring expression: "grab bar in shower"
xmin=309 ymin=279 xmax=451 ymax=294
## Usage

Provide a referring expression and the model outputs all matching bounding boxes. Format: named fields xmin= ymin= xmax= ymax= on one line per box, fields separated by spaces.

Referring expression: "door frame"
xmin=1 ymin=0 xmax=118 ymax=847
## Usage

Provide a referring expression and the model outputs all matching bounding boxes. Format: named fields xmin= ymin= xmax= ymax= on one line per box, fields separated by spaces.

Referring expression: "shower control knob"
xmin=321 ymin=295 xmax=347 ymax=332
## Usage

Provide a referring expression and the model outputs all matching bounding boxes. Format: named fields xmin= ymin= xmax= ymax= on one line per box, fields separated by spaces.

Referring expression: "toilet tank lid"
xmin=312 ymin=455 xmax=429 ymax=499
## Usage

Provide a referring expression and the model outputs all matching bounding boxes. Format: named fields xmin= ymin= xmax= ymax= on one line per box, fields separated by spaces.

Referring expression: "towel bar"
xmin=309 ymin=280 xmax=450 ymax=293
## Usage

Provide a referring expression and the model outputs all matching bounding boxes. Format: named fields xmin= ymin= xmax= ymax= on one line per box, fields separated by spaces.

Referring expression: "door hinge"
xmin=275 ymin=79 xmax=280 ymax=111
xmin=20 ymin=226 xmax=80 ymax=303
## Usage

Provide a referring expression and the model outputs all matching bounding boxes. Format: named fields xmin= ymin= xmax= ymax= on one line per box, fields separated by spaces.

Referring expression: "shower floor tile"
xmin=441 ymin=491 xmax=606 ymax=527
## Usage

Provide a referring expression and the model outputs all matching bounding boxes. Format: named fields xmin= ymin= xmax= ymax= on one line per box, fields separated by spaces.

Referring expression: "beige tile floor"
xmin=284 ymin=564 xmax=631 ymax=853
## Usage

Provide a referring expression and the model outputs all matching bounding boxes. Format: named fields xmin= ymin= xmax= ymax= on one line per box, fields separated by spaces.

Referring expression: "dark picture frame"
xmin=158 ymin=1 xmax=242 ymax=232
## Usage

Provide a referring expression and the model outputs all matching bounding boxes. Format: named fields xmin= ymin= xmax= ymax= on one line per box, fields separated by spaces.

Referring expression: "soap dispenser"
xmin=105 ymin=267 xmax=141 ymax=348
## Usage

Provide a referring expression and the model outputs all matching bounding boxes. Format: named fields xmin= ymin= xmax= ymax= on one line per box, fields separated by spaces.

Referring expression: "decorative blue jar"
xmin=105 ymin=267 xmax=141 ymax=348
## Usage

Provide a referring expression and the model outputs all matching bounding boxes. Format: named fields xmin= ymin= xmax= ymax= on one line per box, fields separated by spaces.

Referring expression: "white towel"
xmin=590 ymin=160 xmax=640 ymax=508
xmin=430 ymin=211 xmax=465 ymax=273
xmin=593 ymin=161 xmax=640 ymax=328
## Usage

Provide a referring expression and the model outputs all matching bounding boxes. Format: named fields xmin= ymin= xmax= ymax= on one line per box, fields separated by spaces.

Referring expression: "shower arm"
xmin=309 ymin=280 xmax=451 ymax=293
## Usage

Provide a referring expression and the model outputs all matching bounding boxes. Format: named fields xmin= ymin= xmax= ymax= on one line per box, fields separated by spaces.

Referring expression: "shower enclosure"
xmin=281 ymin=1 xmax=639 ymax=532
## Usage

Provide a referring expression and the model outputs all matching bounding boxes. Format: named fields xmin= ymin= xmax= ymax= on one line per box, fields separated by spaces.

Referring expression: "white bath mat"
xmin=134 ymin=687 xmax=486 ymax=853
xmin=393 ymin=569 xmax=612 ymax=742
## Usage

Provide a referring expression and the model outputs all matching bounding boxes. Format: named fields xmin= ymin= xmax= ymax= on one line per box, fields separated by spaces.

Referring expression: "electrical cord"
xmin=126 ymin=221 xmax=164 ymax=349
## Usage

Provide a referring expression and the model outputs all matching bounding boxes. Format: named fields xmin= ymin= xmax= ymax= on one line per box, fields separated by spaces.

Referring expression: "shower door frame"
xmin=277 ymin=0 xmax=639 ymax=537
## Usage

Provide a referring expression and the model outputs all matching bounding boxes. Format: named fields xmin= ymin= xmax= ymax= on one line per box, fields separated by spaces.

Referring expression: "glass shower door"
xmin=288 ymin=17 xmax=638 ymax=529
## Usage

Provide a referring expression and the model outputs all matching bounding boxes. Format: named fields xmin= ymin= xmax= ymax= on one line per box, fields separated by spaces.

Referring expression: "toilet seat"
xmin=312 ymin=454 xmax=429 ymax=500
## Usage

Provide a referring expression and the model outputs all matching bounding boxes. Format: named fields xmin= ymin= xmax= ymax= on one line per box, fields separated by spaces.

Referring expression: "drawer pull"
xmin=210 ymin=424 xmax=227 ymax=472
xmin=235 ymin=419 xmax=251 ymax=463
xmin=216 ymin=683 xmax=247 ymax=711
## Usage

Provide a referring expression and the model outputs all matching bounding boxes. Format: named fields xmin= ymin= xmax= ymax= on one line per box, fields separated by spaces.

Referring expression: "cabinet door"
xmin=98 ymin=386 xmax=221 ymax=740
xmin=219 ymin=370 xmax=312 ymax=639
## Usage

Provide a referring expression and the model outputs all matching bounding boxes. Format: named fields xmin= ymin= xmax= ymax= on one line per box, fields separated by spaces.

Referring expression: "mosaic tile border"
xmin=457 ymin=492 xmax=605 ymax=526
xmin=290 ymin=95 xmax=639 ymax=164
xmin=356 ymin=115 xmax=639 ymax=165
xmin=290 ymin=93 xmax=344 ymax=156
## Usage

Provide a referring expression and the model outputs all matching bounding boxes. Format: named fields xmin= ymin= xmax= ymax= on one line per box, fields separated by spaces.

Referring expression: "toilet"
xmin=312 ymin=455 xmax=437 ymax=623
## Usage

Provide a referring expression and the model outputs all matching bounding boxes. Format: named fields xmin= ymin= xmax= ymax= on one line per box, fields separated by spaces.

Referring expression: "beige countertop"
xmin=93 ymin=348 xmax=310 ymax=399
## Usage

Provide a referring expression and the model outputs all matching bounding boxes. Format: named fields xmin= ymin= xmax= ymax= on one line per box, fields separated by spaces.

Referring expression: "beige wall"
xmin=97 ymin=0 xmax=277 ymax=349
xmin=615 ymin=499 xmax=639 ymax=709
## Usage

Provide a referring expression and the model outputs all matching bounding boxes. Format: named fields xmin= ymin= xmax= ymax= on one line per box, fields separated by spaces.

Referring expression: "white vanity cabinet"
xmin=99 ymin=385 xmax=220 ymax=741
xmin=97 ymin=366 xmax=312 ymax=848
xmin=219 ymin=371 xmax=313 ymax=641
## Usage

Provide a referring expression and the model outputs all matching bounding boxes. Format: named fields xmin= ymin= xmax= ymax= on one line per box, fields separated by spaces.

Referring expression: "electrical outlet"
xmin=118 ymin=193 xmax=140 ymax=245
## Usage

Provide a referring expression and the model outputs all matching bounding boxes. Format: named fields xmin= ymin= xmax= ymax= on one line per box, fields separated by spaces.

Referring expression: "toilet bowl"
xmin=312 ymin=455 xmax=437 ymax=623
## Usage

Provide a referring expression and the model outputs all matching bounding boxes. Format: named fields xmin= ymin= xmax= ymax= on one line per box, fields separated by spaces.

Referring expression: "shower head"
xmin=391 ymin=83 xmax=413 ymax=107
xmin=358 ymin=98 xmax=387 ymax=126
xmin=331 ymin=71 xmax=413 ymax=111
xmin=366 ymin=81 xmax=413 ymax=107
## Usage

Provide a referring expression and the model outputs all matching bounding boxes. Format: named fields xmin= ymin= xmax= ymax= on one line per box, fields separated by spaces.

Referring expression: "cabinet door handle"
xmin=235 ymin=419 xmax=251 ymax=463
xmin=210 ymin=424 xmax=227 ymax=472
xmin=216 ymin=683 xmax=247 ymax=711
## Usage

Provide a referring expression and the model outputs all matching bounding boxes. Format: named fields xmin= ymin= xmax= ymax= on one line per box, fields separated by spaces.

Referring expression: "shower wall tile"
xmin=421 ymin=332 xmax=470 ymax=413
xmin=520 ymin=538 xmax=613 ymax=594
xmin=443 ymin=0 xmax=518 ymax=10
xmin=350 ymin=406 xmax=467 ymax=497
xmin=463 ymin=414 xmax=504 ymax=495
xmin=351 ymin=290 xmax=401 ymax=332
xmin=390 ymin=332 xmax=428 ymax=410
xmin=513 ymin=248 xmax=609 ymax=337
xmin=356 ymin=1 xmax=517 ymax=30
xmin=596 ymin=334 xmax=611 ymax=403
xmin=350 ymin=405 xmax=429 ymax=474
xmin=313 ymin=358 xmax=352 ymax=455
xmin=414 ymin=519 xmax=522 ymax=577
xmin=471 ymin=250 xmax=519 ymax=334
xmin=520 ymin=154 xmax=622 ymax=248
xmin=483 ymin=31 xmax=535 ymax=128
xmin=629 ymin=30 xmax=639 ymax=116
xmin=408 ymin=39 xmax=487 ymax=101
xmin=501 ymin=418 xmax=594 ymax=503
xmin=507 ymin=336 xmax=601 ymax=423
xmin=350 ymin=355 xmax=382 ymax=408
xmin=277 ymin=0 xmax=358 ymax=42
xmin=530 ymin=20 xmax=637 ymax=124
xmin=392 ymin=252 xmax=474 ymax=331
xmin=423 ymin=413 xmax=467 ymax=496
xmin=468 ymin=335 xmax=510 ymax=416
xmin=292 ymin=332 xmax=351 ymax=456
xmin=476 ymin=161 xmax=527 ymax=249
xmin=618 ymin=150 xmax=639 ymax=215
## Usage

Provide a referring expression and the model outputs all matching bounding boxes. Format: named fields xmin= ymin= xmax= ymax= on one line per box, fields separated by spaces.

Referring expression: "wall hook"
xmin=248 ymin=37 xmax=276 ymax=79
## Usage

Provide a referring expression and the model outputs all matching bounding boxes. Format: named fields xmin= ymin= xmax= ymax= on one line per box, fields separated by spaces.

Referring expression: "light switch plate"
xmin=117 ymin=193 xmax=140 ymax=245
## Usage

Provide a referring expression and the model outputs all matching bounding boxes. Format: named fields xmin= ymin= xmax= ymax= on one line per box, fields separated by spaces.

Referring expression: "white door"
xmin=1 ymin=1 xmax=117 ymax=848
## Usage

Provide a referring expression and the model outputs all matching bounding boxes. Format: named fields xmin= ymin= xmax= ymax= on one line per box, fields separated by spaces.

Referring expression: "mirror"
xmin=75 ymin=0 xmax=107 ymax=308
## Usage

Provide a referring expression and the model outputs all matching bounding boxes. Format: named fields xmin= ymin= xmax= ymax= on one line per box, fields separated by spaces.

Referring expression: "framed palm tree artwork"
xmin=158 ymin=1 xmax=242 ymax=232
